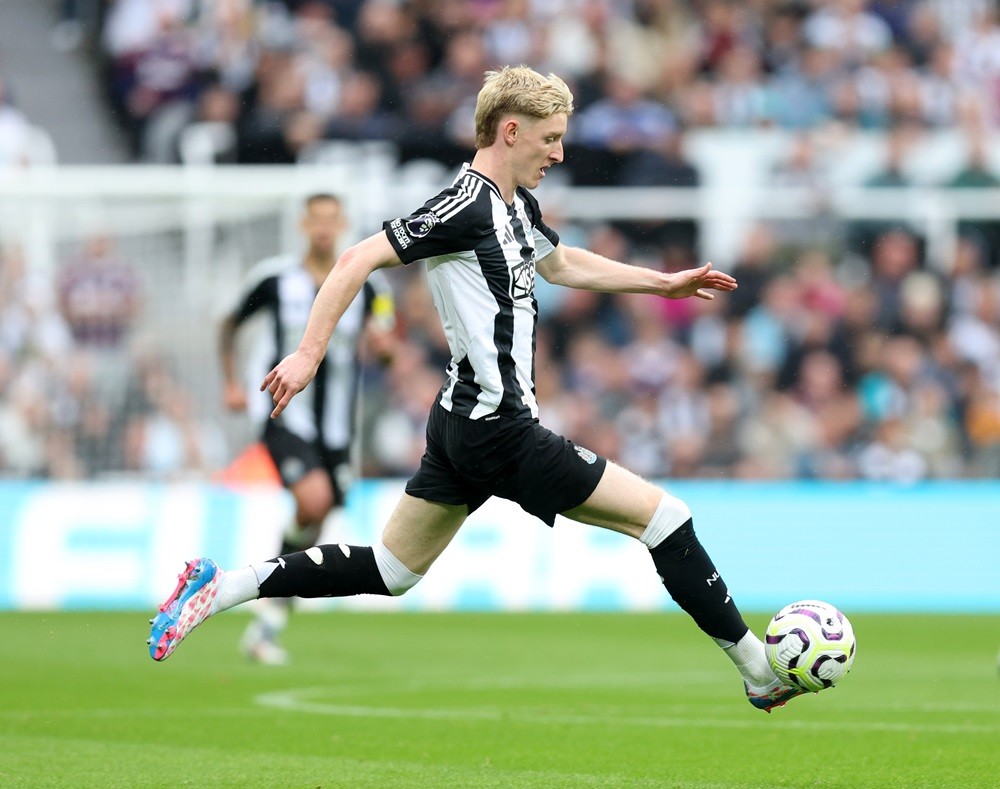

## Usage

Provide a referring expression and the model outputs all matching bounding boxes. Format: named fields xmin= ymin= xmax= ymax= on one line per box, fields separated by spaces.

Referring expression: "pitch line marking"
xmin=254 ymin=687 xmax=1000 ymax=735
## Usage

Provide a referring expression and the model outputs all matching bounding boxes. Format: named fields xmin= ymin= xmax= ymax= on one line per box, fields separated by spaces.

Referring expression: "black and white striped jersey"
xmin=230 ymin=255 xmax=395 ymax=449
xmin=384 ymin=164 xmax=560 ymax=420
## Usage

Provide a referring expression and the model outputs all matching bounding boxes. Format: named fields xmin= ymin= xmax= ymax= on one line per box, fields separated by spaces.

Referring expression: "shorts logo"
xmin=574 ymin=445 xmax=597 ymax=465
xmin=281 ymin=457 xmax=307 ymax=483
xmin=405 ymin=212 xmax=439 ymax=239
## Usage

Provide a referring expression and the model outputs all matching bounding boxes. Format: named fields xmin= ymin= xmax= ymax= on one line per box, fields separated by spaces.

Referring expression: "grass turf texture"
xmin=1 ymin=611 xmax=997 ymax=788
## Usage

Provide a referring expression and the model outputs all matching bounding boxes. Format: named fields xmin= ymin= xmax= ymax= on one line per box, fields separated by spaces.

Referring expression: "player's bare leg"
xmin=380 ymin=495 xmax=468 ymax=576
xmin=563 ymin=461 xmax=800 ymax=711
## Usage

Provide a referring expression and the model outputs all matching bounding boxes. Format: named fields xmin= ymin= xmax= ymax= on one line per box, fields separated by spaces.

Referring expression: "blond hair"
xmin=474 ymin=65 xmax=574 ymax=149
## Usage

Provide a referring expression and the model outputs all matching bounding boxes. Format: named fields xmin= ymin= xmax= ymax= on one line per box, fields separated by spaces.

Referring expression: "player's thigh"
xmin=561 ymin=461 xmax=664 ymax=540
xmin=380 ymin=493 xmax=468 ymax=575
xmin=289 ymin=468 xmax=334 ymax=524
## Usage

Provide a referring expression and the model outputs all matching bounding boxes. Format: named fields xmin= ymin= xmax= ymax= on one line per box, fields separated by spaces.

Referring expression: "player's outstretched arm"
xmin=537 ymin=244 xmax=737 ymax=300
xmin=262 ymin=231 xmax=401 ymax=419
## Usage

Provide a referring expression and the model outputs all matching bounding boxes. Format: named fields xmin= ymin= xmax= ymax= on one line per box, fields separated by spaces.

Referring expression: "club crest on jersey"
xmin=405 ymin=212 xmax=439 ymax=239
xmin=574 ymin=445 xmax=597 ymax=464
xmin=509 ymin=258 xmax=535 ymax=300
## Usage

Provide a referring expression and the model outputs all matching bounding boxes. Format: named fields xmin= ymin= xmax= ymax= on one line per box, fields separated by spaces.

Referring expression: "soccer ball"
xmin=764 ymin=600 xmax=856 ymax=693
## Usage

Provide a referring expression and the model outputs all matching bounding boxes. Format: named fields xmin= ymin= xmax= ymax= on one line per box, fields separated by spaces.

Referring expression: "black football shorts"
xmin=405 ymin=404 xmax=607 ymax=526
xmin=263 ymin=421 xmax=351 ymax=504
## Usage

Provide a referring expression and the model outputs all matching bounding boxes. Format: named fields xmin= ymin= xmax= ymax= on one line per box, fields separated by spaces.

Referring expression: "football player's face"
xmin=515 ymin=113 xmax=566 ymax=189
xmin=302 ymin=199 xmax=345 ymax=256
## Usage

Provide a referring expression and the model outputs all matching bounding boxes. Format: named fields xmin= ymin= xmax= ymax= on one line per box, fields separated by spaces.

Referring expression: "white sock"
xmin=638 ymin=492 xmax=692 ymax=549
xmin=213 ymin=566 xmax=260 ymax=613
xmin=373 ymin=541 xmax=423 ymax=595
xmin=720 ymin=630 xmax=779 ymax=690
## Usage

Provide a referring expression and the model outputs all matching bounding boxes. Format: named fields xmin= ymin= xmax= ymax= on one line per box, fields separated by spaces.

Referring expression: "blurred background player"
xmin=219 ymin=193 xmax=395 ymax=663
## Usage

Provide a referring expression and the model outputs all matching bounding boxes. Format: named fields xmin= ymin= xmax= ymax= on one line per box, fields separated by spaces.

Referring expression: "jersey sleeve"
xmin=517 ymin=187 xmax=560 ymax=258
xmin=383 ymin=182 xmax=488 ymax=264
xmin=231 ymin=274 xmax=278 ymax=325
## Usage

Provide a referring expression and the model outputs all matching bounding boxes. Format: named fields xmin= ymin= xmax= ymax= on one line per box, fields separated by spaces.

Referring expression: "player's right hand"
xmin=223 ymin=381 xmax=248 ymax=412
xmin=261 ymin=350 xmax=319 ymax=419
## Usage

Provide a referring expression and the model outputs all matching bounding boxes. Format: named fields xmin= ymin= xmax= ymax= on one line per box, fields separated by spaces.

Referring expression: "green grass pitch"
xmin=1 ymin=610 xmax=997 ymax=788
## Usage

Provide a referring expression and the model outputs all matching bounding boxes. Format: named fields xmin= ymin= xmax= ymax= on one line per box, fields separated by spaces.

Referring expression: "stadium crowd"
xmin=1 ymin=0 xmax=1000 ymax=483
xmin=0 ymin=238 xmax=227 ymax=480
xmin=89 ymin=0 xmax=1000 ymax=167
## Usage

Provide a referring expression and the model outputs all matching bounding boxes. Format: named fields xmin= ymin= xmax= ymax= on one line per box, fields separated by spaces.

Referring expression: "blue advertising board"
xmin=0 ymin=480 xmax=997 ymax=612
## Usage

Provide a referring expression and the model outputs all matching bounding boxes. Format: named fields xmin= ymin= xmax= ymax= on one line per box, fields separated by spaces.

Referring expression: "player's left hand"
xmin=261 ymin=350 xmax=320 ymax=419
xmin=662 ymin=262 xmax=737 ymax=300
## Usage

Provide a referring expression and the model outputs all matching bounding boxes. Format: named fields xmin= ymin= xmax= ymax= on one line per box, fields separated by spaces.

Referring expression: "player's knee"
xmin=639 ymin=492 xmax=692 ymax=550
xmin=295 ymin=481 xmax=334 ymax=524
xmin=373 ymin=541 xmax=423 ymax=596
xmin=292 ymin=469 xmax=334 ymax=523
xmin=298 ymin=499 xmax=332 ymax=525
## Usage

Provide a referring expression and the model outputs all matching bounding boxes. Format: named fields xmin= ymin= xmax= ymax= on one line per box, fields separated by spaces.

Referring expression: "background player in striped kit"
xmin=153 ymin=66 xmax=804 ymax=712
xmin=219 ymin=193 xmax=395 ymax=663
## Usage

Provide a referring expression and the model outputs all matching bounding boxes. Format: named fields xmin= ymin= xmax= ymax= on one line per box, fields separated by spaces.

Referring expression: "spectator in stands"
xmin=56 ymin=235 xmax=140 ymax=350
xmin=0 ymin=364 xmax=57 ymax=478
xmin=606 ymin=0 xmax=700 ymax=95
xmin=0 ymin=243 xmax=79 ymax=478
xmin=712 ymin=44 xmax=769 ymax=128
xmin=769 ymin=132 xmax=840 ymax=252
xmin=917 ymin=42 xmax=959 ymax=126
xmin=896 ymin=270 xmax=947 ymax=344
xmin=399 ymin=27 xmax=487 ymax=164
xmin=574 ymin=72 xmax=679 ymax=159
xmin=481 ymin=0 xmax=539 ymax=68
xmin=963 ymin=364 xmax=1000 ymax=475
xmin=790 ymin=348 xmax=862 ymax=478
xmin=0 ymin=75 xmax=34 ymax=167
xmin=324 ymin=70 xmax=402 ymax=142
xmin=237 ymin=44 xmax=307 ymax=163
xmin=947 ymin=273 xmax=1000 ymax=380
xmin=803 ymin=0 xmax=894 ymax=68
xmin=124 ymin=354 xmax=227 ymax=478
xmin=570 ymin=72 xmax=679 ymax=188
xmin=944 ymin=129 xmax=1000 ymax=267
xmin=697 ymin=0 xmax=752 ymax=75
xmin=868 ymin=228 xmax=923 ymax=329
xmin=848 ymin=124 xmax=922 ymax=252
xmin=54 ymin=234 xmax=142 ymax=454
xmin=760 ymin=1 xmax=809 ymax=77
xmin=951 ymin=2 xmax=1000 ymax=106
xmin=857 ymin=416 xmax=929 ymax=482
xmin=108 ymin=10 xmax=203 ymax=156
xmin=766 ymin=45 xmax=838 ymax=128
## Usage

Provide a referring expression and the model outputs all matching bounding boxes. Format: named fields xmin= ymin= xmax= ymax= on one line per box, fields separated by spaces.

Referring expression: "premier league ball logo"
xmin=405 ymin=212 xmax=439 ymax=239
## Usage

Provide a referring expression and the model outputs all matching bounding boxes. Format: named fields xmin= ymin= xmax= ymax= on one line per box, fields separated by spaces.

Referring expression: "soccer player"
xmin=218 ymin=193 xmax=395 ymax=663
xmin=150 ymin=66 xmax=803 ymax=712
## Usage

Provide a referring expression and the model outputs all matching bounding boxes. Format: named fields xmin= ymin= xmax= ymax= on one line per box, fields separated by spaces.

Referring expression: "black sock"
xmin=648 ymin=519 xmax=749 ymax=644
xmin=257 ymin=545 xmax=391 ymax=599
